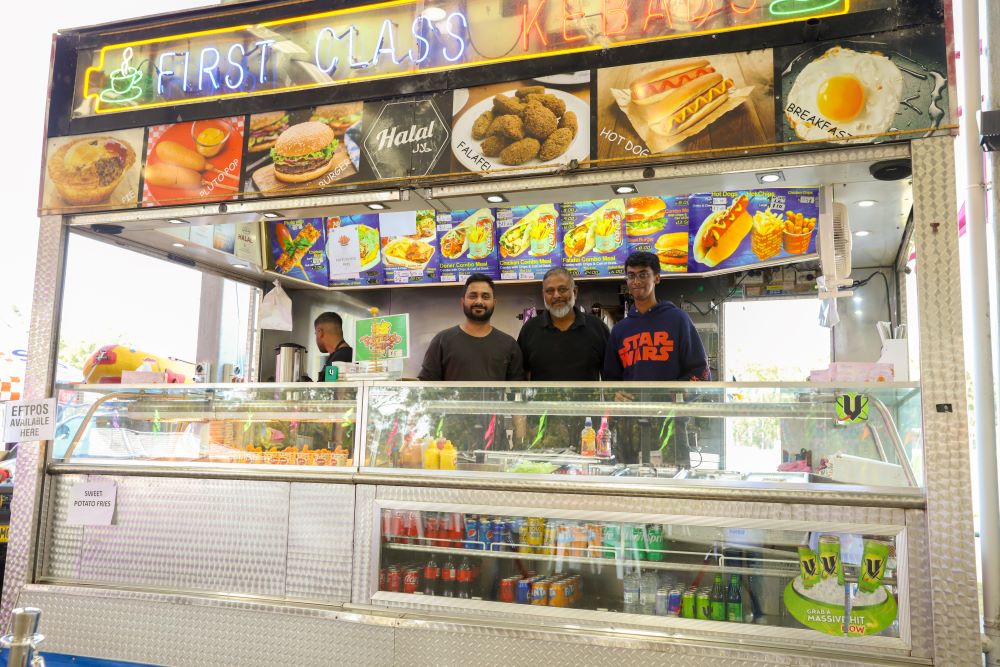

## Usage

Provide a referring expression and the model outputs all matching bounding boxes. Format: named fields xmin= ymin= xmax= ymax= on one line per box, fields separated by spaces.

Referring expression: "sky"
xmin=0 ymin=1 xmax=213 ymax=357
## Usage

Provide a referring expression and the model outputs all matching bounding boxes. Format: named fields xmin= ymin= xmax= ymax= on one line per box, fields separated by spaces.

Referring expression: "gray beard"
xmin=547 ymin=297 xmax=576 ymax=319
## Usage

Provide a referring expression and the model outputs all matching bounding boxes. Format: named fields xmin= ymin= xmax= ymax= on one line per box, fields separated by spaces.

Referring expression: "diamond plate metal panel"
xmin=2 ymin=216 xmax=66 ymax=627
xmin=39 ymin=475 xmax=83 ymax=580
xmin=352 ymin=484 xmax=378 ymax=605
xmin=285 ymin=482 xmax=355 ymax=602
xmin=904 ymin=509 xmax=933 ymax=659
xmin=911 ymin=136 xmax=981 ymax=664
xmin=44 ymin=475 xmax=290 ymax=596
xmin=18 ymin=585 xmax=395 ymax=667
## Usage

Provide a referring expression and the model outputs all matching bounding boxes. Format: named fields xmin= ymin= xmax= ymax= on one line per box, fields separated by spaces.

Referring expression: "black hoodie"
xmin=602 ymin=301 xmax=710 ymax=381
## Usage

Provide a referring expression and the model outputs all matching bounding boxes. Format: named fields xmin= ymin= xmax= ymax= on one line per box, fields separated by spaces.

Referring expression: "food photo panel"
xmin=687 ymin=188 xmax=820 ymax=274
xmin=559 ymin=199 xmax=627 ymax=278
xmin=327 ymin=214 xmax=385 ymax=287
xmin=451 ymin=75 xmax=591 ymax=175
xmin=244 ymin=103 xmax=362 ymax=197
xmin=141 ymin=117 xmax=244 ymax=206
xmin=265 ymin=218 xmax=329 ymax=286
xmin=777 ymin=24 xmax=951 ymax=147
xmin=625 ymin=196 xmax=689 ymax=274
xmin=379 ymin=210 xmax=440 ymax=284
xmin=437 ymin=208 xmax=499 ymax=282
xmin=497 ymin=203 xmax=561 ymax=281
xmin=597 ymin=51 xmax=775 ymax=160
xmin=41 ymin=129 xmax=145 ymax=214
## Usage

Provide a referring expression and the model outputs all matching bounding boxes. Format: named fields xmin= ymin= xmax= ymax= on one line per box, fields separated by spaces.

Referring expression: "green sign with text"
xmin=355 ymin=314 xmax=409 ymax=362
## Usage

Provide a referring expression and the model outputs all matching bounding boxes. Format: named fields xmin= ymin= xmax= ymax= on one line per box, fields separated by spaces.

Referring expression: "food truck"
xmin=4 ymin=0 xmax=982 ymax=664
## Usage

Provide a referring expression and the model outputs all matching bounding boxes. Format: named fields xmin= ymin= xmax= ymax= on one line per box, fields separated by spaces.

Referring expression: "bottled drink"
xmin=580 ymin=417 xmax=596 ymax=457
xmin=399 ymin=435 xmax=422 ymax=468
xmin=726 ymin=574 xmax=743 ymax=622
xmin=457 ymin=557 xmax=473 ymax=599
xmin=596 ymin=417 xmax=611 ymax=457
xmin=623 ymin=571 xmax=641 ymax=614
xmin=710 ymin=574 xmax=726 ymax=621
xmin=640 ymin=572 xmax=659 ymax=614
xmin=440 ymin=557 xmax=456 ymax=597
xmin=423 ymin=557 xmax=440 ymax=596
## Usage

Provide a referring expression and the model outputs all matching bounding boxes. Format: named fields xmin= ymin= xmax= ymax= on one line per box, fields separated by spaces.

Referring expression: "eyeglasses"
xmin=625 ymin=271 xmax=654 ymax=283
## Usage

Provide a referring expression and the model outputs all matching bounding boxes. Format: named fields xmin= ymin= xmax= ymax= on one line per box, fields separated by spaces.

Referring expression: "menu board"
xmin=379 ymin=210 xmax=440 ymax=284
xmin=265 ymin=218 xmax=328 ymax=286
xmin=625 ymin=196 xmax=689 ymax=274
xmin=142 ymin=117 xmax=244 ymax=207
xmin=436 ymin=208 xmax=499 ymax=282
xmin=687 ymin=189 xmax=820 ymax=274
xmin=558 ymin=200 xmax=627 ymax=278
xmin=497 ymin=204 xmax=562 ymax=281
xmin=327 ymin=214 xmax=384 ymax=287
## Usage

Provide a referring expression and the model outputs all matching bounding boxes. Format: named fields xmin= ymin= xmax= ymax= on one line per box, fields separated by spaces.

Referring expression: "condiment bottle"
xmin=439 ymin=440 xmax=458 ymax=470
xmin=423 ymin=437 xmax=440 ymax=469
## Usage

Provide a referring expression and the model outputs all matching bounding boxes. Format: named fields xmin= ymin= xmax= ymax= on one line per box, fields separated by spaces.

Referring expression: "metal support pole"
xmin=978 ymin=0 xmax=1000 ymax=662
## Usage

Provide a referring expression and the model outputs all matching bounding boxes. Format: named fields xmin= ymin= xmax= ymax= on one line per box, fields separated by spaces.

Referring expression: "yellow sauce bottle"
xmin=439 ymin=440 xmax=458 ymax=470
xmin=423 ymin=437 xmax=440 ymax=470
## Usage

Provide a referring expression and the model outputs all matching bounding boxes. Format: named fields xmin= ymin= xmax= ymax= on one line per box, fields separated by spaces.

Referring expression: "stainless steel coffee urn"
xmin=275 ymin=343 xmax=307 ymax=382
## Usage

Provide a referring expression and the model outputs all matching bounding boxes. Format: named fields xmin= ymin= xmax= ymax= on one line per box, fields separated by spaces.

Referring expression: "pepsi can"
xmin=493 ymin=519 xmax=511 ymax=552
xmin=516 ymin=576 xmax=534 ymax=604
xmin=464 ymin=516 xmax=481 ymax=549
xmin=479 ymin=516 xmax=495 ymax=550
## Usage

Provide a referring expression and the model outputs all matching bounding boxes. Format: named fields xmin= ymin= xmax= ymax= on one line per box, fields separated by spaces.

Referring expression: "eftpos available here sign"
xmin=4 ymin=398 xmax=56 ymax=443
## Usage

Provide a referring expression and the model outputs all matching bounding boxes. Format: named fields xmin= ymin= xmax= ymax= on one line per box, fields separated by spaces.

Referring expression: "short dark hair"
xmin=314 ymin=312 xmax=344 ymax=330
xmin=625 ymin=250 xmax=661 ymax=275
xmin=542 ymin=267 xmax=575 ymax=287
xmin=464 ymin=273 xmax=495 ymax=293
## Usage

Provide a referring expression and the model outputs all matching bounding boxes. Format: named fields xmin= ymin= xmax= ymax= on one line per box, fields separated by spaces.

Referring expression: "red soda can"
xmin=390 ymin=511 xmax=405 ymax=543
xmin=499 ymin=576 xmax=517 ymax=603
xmin=379 ymin=568 xmax=388 ymax=591
xmin=387 ymin=566 xmax=401 ymax=592
xmin=405 ymin=511 xmax=421 ymax=544
xmin=425 ymin=514 xmax=439 ymax=543
xmin=403 ymin=567 xmax=421 ymax=594
xmin=451 ymin=514 xmax=464 ymax=548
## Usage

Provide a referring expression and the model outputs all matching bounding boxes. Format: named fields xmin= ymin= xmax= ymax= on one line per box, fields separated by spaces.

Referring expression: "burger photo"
xmin=625 ymin=196 xmax=667 ymax=237
xmin=310 ymin=103 xmax=362 ymax=135
xmin=654 ymin=232 xmax=689 ymax=272
xmin=270 ymin=122 xmax=339 ymax=183
xmin=248 ymin=111 xmax=290 ymax=152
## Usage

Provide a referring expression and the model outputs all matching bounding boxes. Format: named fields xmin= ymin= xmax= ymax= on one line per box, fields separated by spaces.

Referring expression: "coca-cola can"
xmin=387 ymin=566 xmax=401 ymax=592
xmin=403 ymin=567 xmax=421 ymax=594
xmin=425 ymin=514 xmax=440 ymax=543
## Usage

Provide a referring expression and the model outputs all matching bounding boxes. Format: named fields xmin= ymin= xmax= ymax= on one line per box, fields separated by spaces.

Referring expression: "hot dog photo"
xmin=41 ymin=129 xmax=144 ymax=213
xmin=596 ymin=51 xmax=775 ymax=159
xmin=687 ymin=189 xmax=820 ymax=274
xmin=141 ymin=118 xmax=244 ymax=206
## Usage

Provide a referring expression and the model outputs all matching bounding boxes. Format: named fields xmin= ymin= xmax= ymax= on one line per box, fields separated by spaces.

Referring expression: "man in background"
xmin=315 ymin=312 xmax=353 ymax=369
xmin=419 ymin=273 xmax=524 ymax=381
xmin=518 ymin=268 xmax=609 ymax=380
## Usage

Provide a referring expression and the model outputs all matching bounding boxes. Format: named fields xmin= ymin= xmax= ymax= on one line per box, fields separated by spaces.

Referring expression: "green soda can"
xmin=798 ymin=545 xmax=821 ymax=589
xmin=681 ymin=589 xmax=696 ymax=618
xmin=645 ymin=524 xmax=665 ymax=562
xmin=695 ymin=588 xmax=711 ymax=620
xmin=818 ymin=535 xmax=845 ymax=585
xmin=626 ymin=525 xmax=647 ymax=561
xmin=859 ymin=539 xmax=891 ymax=593
xmin=602 ymin=524 xmax=621 ymax=559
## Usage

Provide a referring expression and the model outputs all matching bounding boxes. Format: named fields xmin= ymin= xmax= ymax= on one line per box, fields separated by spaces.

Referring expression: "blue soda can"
xmin=516 ymin=577 xmax=534 ymax=604
xmin=667 ymin=589 xmax=682 ymax=616
xmin=493 ymin=520 xmax=512 ymax=552
xmin=464 ymin=516 xmax=481 ymax=549
xmin=479 ymin=516 xmax=495 ymax=550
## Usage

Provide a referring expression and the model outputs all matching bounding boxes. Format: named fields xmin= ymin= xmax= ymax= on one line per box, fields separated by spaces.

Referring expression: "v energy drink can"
xmin=681 ymin=589 xmax=696 ymax=618
xmin=818 ymin=535 xmax=845 ymax=585
xmin=695 ymin=588 xmax=711 ymax=620
xmin=859 ymin=539 xmax=891 ymax=593
xmin=798 ymin=545 xmax=821 ymax=589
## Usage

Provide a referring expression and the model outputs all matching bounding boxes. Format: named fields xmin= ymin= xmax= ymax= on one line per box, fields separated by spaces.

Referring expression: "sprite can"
xmin=626 ymin=525 xmax=647 ymax=561
xmin=818 ymin=535 xmax=845 ymax=585
xmin=645 ymin=524 xmax=665 ymax=562
xmin=695 ymin=587 xmax=711 ymax=620
xmin=602 ymin=524 xmax=621 ymax=559
xmin=859 ymin=539 xmax=891 ymax=593
xmin=681 ymin=589 xmax=696 ymax=618
xmin=798 ymin=544 xmax=821 ymax=589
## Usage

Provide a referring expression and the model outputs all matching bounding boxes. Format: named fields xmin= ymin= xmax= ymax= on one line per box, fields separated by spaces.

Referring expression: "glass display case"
xmin=371 ymin=503 xmax=906 ymax=645
xmin=363 ymin=382 xmax=923 ymax=490
xmin=52 ymin=384 xmax=360 ymax=467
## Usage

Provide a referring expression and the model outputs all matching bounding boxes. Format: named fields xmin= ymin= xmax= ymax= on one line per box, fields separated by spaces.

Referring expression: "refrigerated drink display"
xmin=374 ymin=509 xmax=901 ymax=637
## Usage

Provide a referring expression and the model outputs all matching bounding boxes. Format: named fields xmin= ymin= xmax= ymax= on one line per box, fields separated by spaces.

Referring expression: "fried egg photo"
xmin=786 ymin=47 xmax=903 ymax=143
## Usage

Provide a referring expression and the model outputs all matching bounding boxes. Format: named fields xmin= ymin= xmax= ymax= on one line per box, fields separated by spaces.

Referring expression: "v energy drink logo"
xmin=836 ymin=393 xmax=869 ymax=423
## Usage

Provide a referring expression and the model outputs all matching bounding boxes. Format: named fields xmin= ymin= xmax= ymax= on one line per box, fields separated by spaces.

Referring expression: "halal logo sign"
xmin=363 ymin=98 xmax=449 ymax=180
xmin=836 ymin=393 xmax=869 ymax=424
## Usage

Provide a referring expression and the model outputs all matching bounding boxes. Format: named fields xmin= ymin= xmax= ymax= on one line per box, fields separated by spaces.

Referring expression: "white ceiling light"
xmin=756 ymin=171 xmax=784 ymax=184
xmin=613 ymin=184 xmax=637 ymax=195
xmin=262 ymin=211 xmax=282 ymax=219
xmin=171 ymin=242 xmax=184 ymax=248
xmin=367 ymin=203 xmax=388 ymax=210
xmin=854 ymin=309 xmax=863 ymax=316
xmin=167 ymin=218 xmax=186 ymax=225
xmin=485 ymin=194 xmax=508 ymax=203
xmin=856 ymin=200 xmax=877 ymax=208
xmin=854 ymin=230 xmax=871 ymax=237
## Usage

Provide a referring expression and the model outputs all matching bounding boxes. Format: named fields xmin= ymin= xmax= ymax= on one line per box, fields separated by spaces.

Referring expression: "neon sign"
xmin=75 ymin=0 xmax=851 ymax=117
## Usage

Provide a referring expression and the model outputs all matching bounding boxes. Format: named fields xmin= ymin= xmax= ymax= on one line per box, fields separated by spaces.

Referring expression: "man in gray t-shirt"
xmin=418 ymin=273 xmax=524 ymax=381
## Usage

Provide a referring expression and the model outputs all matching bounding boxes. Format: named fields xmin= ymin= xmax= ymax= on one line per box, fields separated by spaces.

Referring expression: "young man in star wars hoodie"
xmin=603 ymin=251 xmax=710 ymax=381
